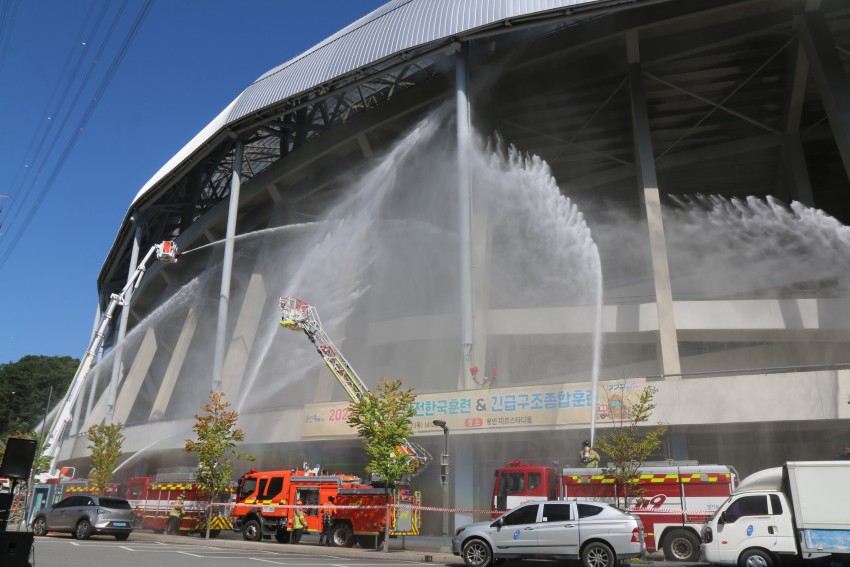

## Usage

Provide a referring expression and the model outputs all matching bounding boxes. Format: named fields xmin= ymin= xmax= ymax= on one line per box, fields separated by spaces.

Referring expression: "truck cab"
xmin=701 ymin=488 xmax=792 ymax=566
xmin=701 ymin=462 xmax=850 ymax=567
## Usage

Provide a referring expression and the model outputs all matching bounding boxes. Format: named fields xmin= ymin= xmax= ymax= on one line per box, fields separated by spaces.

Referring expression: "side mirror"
xmin=493 ymin=518 xmax=504 ymax=529
xmin=718 ymin=511 xmax=727 ymax=524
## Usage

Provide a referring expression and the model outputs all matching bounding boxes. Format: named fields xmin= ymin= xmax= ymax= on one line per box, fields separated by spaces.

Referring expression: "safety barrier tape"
xmin=627 ymin=508 xmax=712 ymax=515
xmin=205 ymin=502 xmax=715 ymax=515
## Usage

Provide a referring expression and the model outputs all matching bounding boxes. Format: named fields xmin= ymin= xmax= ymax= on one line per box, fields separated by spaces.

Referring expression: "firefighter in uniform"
xmin=579 ymin=440 xmax=600 ymax=467
xmin=290 ymin=500 xmax=306 ymax=544
xmin=319 ymin=495 xmax=337 ymax=546
xmin=166 ymin=493 xmax=185 ymax=535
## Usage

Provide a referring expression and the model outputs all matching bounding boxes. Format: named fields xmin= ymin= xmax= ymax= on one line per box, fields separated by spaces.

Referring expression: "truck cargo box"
xmin=784 ymin=461 xmax=850 ymax=554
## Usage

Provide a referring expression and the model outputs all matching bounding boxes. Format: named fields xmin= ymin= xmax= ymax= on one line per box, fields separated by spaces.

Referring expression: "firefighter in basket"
xmin=166 ymin=493 xmax=186 ymax=535
xmin=579 ymin=440 xmax=600 ymax=467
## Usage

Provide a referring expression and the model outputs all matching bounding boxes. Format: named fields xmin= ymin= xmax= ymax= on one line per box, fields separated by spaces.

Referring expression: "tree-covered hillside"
xmin=0 ymin=355 xmax=78 ymax=439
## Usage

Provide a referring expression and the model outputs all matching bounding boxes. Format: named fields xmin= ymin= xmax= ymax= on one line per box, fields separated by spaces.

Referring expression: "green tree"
xmin=594 ymin=383 xmax=667 ymax=509
xmin=0 ymin=356 xmax=77 ymax=439
xmin=185 ymin=391 xmax=252 ymax=538
xmin=87 ymin=422 xmax=124 ymax=494
xmin=347 ymin=377 xmax=417 ymax=552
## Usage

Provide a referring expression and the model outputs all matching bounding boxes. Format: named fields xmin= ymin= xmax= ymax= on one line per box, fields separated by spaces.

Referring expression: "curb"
xmin=128 ymin=530 xmax=460 ymax=564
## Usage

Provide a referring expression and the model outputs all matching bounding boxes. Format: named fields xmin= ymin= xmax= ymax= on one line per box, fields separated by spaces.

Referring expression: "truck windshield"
xmin=708 ymin=495 xmax=733 ymax=520
xmin=238 ymin=478 xmax=257 ymax=499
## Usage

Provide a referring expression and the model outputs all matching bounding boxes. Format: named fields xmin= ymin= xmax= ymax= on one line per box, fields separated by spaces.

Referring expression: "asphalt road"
xmin=22 ymin=529 xmax=710 ymax=567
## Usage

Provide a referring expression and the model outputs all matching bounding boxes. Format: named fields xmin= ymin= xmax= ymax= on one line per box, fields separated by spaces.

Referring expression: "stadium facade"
xmin=54 ymin=0 xmax=850 ymax=533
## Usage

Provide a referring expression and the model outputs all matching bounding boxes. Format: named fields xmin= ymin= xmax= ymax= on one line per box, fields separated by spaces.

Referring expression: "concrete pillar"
xmin=149 ymin=308 xmax=199 ymax=420
xmin=220 ymin=272 xmax=268 ymax=397
xmin=670 ymin=431 xmax=689 ymax=461
xmin=627 ymin=30 xmax=681 ymax=377
xmin=72 ymin=305 xmax=102 ymax=434
xmin=106 ymin=219 xmax=143 ymax=423
xmin=113 ymin=328 xmax=158 ymax=424
xmin=213 ymin=142 xmax=244 ymax=392
xmin=452 ymin=434 xmax=474 ymax=531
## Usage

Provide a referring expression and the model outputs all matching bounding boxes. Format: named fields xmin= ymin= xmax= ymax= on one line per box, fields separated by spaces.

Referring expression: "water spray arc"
xmin=44 ymin=241 xmax=179 ymax=473
xmin=278 ymin=296 xmax=432 ymax=475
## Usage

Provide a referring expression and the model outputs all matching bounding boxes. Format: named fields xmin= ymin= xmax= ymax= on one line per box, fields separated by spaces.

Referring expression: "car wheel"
xmin=74 ymin=519 xmax=92 ymax=540
xmin=461 ymin=538 xmax=493 ymax=567
xmin=242 ymin=519 xmax=262 ymax=542
xmin=330 ymin=523 xmax=355 ymax=548
xmin=32 ymin=517 xmax=48 ymax=537
xmin=114 ymin=533 xmax=130 ymax=541
xmin=740 ymin=549 xmax=774 ymax=567
xmin=582 ymin=541 xmax=615 ymax=567
xmin=663 ymin=529 xmax=702 ymax=562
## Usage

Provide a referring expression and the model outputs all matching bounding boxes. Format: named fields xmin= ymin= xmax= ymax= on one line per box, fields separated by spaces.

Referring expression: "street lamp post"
xmin=432 ymin=419 xmax=450 ymax=552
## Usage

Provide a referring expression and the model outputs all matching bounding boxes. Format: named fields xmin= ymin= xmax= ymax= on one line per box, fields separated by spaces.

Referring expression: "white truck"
xmin=701 ymin=461 xmax=850 ymax=567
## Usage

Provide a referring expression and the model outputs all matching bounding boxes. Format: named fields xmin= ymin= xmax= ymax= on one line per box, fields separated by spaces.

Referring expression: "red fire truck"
xmin=121 ymin=469 xmax=233 ymax=537
xmin=493 ymin=460 xmax=737 ymax=562
xmin=231 ymin=466 xmax=421 ymax=548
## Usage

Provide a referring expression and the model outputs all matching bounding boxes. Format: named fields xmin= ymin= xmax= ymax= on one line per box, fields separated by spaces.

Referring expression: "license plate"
xmin=113 ymin=522 xmax=127 ymax=527
xmin=262 ymin=506 xmax=275 ymax=513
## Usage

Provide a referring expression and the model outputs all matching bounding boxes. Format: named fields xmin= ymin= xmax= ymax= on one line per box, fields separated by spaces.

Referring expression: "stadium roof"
xmin=132 ymin=0 xmax=629 ymax=205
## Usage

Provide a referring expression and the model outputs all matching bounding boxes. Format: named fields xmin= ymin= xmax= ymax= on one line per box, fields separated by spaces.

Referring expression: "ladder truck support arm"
xmin=44 ymin=241 xmax=179 ymax=472
xmin=279 ymin=296 xmax=431 ymax=475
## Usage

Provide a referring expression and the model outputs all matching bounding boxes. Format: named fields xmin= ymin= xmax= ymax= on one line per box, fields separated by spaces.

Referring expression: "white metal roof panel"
xmin=132 ymin=0 xmax=607 ymax=205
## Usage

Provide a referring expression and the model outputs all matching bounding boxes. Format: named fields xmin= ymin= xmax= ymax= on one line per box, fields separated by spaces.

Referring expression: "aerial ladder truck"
xmin=278 ymin=296 xmax=431 ymax=475
xmin=44 ymin=241 xmax=179 ymax=473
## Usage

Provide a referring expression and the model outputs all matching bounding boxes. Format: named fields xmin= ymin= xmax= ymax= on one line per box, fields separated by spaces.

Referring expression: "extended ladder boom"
xmin=279 ymin=296 xmax=431 ymax=475
xmin=45 ymin=241 xmax=179 ymax=471
xmin=280 ymin=297 xmax=369 ymax=402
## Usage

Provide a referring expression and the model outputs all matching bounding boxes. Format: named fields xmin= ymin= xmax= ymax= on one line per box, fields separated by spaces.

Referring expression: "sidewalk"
xmin=130 ymin=530 xmax=462 ymax=564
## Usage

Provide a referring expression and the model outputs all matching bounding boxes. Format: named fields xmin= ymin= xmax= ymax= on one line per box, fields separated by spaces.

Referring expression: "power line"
xmin=0 ymin=1 xmax=107 ymax=233
xmin=0 ymin=0 xmax=156 ymax=273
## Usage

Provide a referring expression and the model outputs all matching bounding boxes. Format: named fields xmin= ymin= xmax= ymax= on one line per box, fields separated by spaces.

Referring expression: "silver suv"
xmin=452 ymin=500 xmax=645 ymax=567
xmin=31 ymin=494 xmax=135 ymax=540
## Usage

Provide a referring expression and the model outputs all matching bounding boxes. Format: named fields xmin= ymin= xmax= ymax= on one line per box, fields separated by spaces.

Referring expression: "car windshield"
xmin=99 ymin=498 xmax=131 ymax=510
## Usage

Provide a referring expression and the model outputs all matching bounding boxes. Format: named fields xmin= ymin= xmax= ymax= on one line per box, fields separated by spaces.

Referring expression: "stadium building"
xmin=53 ymin=0 xmax=850 ymax=533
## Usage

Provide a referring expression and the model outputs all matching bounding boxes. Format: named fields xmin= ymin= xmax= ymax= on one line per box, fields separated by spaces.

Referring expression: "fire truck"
xmin=122 ymin=468 xmax=233 ymax=537
xmin=230 ymin=297 xmax=428 ymax=547
xmin=493 ymin=460 xmax=738 ymax=562
xmin=278 ymin=296 xmax=431 ymax=474
xmin=231 ymin=464 xmax=421 ymax=548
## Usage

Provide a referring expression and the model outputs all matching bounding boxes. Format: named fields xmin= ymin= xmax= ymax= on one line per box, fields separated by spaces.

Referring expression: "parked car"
xmin=31 ymin=494 xmax=135 ymax=540
xmin=452 ymin=500 xmax=645 ymax=567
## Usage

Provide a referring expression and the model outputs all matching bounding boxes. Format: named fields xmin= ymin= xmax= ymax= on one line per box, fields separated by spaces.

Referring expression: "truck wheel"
xmin=740 ymin=549 xmax=774 ymax=567
xmin=242 ymin=519 xmax=262 ymax=542
xmin=582 ymin=541 xmax=615 ymax=567
xmin=663 ymin=529 xmax=701 ymax=562
xmin=200 ymin=529 xmax=220 ymax=539
xmin=461 ymin=538 xmax=492 ymax=567
xmin=330 ymin=523 xmax=355 ymax=548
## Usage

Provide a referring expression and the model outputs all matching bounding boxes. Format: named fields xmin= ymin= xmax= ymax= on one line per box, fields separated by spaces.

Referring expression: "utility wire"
xmin=0 ymin=0 xmax=155 ymax=272
xmin=1 ymin=1 xmax=107 ymax=232
xmin=0 ymin=0 xmax=21 ymax=82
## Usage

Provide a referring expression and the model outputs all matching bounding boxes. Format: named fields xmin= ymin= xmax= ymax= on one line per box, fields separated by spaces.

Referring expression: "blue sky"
xmin=0 ymin=0 xmax=387 ymax=363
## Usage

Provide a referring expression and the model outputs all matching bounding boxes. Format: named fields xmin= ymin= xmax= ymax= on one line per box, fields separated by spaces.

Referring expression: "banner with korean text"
xmin=300 ymin=379 xmax=645 ymax=437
